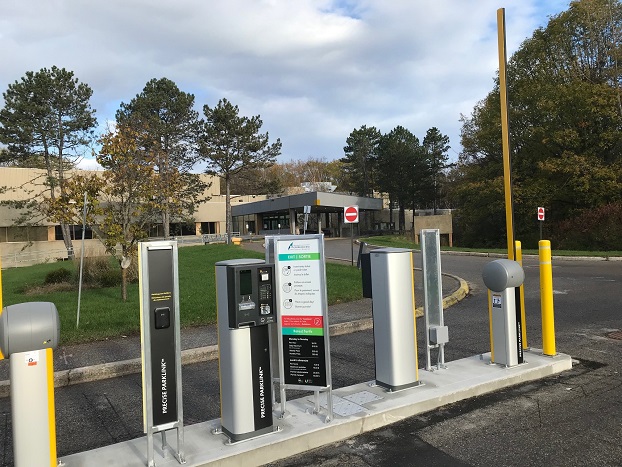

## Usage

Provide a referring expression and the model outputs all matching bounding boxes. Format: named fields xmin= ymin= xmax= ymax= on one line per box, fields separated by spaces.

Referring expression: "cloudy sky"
xmin=1 ymin=0 xmax=569 ymax=169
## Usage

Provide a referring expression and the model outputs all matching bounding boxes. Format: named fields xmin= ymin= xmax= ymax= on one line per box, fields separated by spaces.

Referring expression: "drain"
xmin=606 ymin=330 xmax=622 ymax=340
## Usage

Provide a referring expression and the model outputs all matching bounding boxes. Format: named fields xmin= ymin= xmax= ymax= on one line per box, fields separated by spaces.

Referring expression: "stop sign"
xmin=537 ymin=207 xmax=545 ymax=221
xmin=344 ymin=205 xmax=359 ymax=223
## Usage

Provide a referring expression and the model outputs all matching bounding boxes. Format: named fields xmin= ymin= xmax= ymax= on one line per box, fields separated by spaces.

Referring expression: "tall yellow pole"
xmin=539 ymin=240 xmax=556 ymax=355
xmin=515 ymin=241 xmax=528 ymax=348
xmin=497 ymin=8 xmax=515 ymax=260
xmin=0 ymin=256 xmax=3 ymax=360
xmin=488 ymin=289 xmax=494 ymax=362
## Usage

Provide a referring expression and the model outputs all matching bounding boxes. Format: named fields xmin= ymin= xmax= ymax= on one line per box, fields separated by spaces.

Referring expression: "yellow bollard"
xmin=514 ymin=241 xmax=528 ymax=349
xmin=488 ymin=289 xmax=494 ymax=362
xmin=0 ymin=256 xmax=3 ymax=360
xmin=539 ymin=240 xmax=556 ymax=355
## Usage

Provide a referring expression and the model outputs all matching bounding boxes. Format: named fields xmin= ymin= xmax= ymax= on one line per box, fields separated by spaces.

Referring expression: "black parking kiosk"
xmin=215 ymin=259 xmax=277 ymax=442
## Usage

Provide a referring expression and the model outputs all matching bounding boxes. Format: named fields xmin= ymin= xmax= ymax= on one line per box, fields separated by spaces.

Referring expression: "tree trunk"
xmin=121 ymin=266 xmax=127 ymax=301
xmin=399 ymin=203 xmax=406 ymax=234
xmin=163 ymin=210 xmax=170 ymax=239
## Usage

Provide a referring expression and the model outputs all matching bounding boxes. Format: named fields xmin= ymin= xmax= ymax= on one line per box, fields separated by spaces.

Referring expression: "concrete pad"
xmin=60 ymin=349 xmax=572 ymax=467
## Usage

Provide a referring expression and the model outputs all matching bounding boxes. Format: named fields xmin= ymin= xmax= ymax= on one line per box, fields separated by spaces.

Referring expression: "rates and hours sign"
xmin=344 ymin=205 xmax=359 ymax=224
xmin=274 ymin=236 xmax=329 ymax=389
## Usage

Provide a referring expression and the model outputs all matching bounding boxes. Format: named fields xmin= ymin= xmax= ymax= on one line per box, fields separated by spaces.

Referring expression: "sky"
xmin=0 ymin=0 xmax=570 ymax=170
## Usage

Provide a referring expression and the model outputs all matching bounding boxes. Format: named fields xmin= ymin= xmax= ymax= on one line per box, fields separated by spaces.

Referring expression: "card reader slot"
xmin=237 ymin=321 xmax=256 ymax=328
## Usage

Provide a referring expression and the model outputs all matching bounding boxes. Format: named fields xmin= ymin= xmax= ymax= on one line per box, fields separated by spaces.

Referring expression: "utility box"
xmin=0 ymin=302 xmax=60 ymax=467
xmin=216 ymin=259 xmax=276 ymax=442
xmin=368 ymin=248 xmax=419 ymax=391
xmin=482 ymin=259 xmax=525 ymax=367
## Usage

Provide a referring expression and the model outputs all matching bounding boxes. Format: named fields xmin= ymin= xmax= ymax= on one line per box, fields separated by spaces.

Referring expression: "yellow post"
xmin=0 ymin=256 xmax=3 ymax=360
xmin=497 ymin=8 xmax=515 ymax=261
xmin=539 ymin=240 xmax=556 ymax=355
xmin=514 ymin=241 xmax=528 ymax=349
xmin=488 ymin=289 xmax=494 ymax=362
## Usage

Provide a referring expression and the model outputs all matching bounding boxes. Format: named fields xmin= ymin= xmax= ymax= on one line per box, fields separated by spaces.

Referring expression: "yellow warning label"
xmin=151 ymin=292 xmax=172 ymax=302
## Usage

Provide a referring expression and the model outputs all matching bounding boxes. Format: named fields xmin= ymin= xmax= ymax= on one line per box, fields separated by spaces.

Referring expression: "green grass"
xmin=359 ymin=235 xmax=622 ymax=257
xmin=1 ymin=244 xmax=363 ymax=345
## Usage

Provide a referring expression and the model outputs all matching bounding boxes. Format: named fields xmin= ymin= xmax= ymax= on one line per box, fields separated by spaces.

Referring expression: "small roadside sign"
xmin=537 ymin=207 xmax=545 ymax=221
xmin=344 ymin=205 xmax=359 ymax=224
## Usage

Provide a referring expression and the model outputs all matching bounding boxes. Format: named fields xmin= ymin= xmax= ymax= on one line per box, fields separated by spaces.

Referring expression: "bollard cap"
xmin=482 ymin=259 xmax=524 ymax=292
xmin=0 ymin=302 xmax=60 ymax=356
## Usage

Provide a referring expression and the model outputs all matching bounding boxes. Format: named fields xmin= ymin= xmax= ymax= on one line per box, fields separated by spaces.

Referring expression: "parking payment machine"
xmin=482 ymin=259 xmax=525 ymax=367
xmin=215 ymin=259 xmax=276 ymax=442
xmin=0 ymin=302 xmax=60 ymax=467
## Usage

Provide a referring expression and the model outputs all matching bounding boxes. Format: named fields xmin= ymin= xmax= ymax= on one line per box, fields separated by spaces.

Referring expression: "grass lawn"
xmin=1 ymin=244 xmax=363 ymax=345
xmin=359 ymin=235 xmax=622 ymax=257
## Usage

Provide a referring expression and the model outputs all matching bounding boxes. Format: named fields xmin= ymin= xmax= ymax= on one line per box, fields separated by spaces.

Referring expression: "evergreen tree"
xmin=199 ymin=98 xmax=281 ymax=242
xmin=0 ymin=66 xmax=97 ymax=257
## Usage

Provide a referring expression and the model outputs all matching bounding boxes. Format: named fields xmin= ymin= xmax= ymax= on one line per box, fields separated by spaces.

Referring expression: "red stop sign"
xmin=344 ymin=205 xmax=359 ymax=223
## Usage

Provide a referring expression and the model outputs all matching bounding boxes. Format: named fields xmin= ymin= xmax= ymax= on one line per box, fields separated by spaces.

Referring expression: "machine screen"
xmin=239 ymin=269 xmax=252 ymax=296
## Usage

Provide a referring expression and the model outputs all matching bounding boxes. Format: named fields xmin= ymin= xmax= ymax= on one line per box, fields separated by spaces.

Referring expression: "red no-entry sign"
xmin=344 ymin=205 xmax=359 ymax=224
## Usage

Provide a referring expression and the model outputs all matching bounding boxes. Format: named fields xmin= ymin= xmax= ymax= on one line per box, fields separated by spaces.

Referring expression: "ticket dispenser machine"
xmin=215 ymin=259 xmax=276 ymax=442
xmin=365 ymin=248 xmax=420 ymax=391
xmin=482 ymin=259 xmax=525 ymax=367
xmin=0 ymin=302 xmax=60 ymax=467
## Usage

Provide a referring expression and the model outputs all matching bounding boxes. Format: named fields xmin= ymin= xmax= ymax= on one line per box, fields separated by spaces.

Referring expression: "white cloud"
xmin=0 ymin=0 xmax=570 ymax=164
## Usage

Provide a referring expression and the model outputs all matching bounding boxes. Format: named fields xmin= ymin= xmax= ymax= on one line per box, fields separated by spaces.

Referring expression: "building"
xmin=0 ymin=167 xmax=453 ymax=266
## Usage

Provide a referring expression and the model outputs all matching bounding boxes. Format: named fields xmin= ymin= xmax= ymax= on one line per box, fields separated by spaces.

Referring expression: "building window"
xmin=55 ymin=225 xmax=93 ymax=240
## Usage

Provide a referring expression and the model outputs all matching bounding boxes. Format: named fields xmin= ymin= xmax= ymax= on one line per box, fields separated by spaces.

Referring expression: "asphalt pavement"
xmin=1 ymin=239 xmax=621 ymax=466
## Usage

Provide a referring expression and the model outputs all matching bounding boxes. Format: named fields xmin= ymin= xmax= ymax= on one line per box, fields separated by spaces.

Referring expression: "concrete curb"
xmin=356 ymin=239 xmax=621 ymax=262
xmin=0 ymin=277 xmax=470 ymax=398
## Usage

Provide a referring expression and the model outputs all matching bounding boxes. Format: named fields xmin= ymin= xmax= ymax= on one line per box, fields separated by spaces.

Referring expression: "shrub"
xmin=553 ymin=202 xmax=622 ymax=250
xmin=75 ymin=255 xmax=139 ymax=288
xmin=100 ymin=269 xmax=122 ymax=287
xmin=44 ymin=267 xmax=73 ymax=285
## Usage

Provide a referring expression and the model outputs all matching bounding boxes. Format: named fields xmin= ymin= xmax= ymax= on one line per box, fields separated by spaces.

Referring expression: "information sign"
xmin=275 ymin=236 xmax=329 ymax=388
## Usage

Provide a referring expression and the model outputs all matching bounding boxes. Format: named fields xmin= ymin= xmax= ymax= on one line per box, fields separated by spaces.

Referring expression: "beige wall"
xmin=0 ymin=239 xmax=108 ymax=268
xmin=414 ymin=214 xmax=453 ymax=234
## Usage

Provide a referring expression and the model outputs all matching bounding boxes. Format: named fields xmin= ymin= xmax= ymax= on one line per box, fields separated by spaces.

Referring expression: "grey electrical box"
xmin=0 ymin=302 xmax=60 ymax=356
xmin=429 ymin=325 xmax=449 ymax=345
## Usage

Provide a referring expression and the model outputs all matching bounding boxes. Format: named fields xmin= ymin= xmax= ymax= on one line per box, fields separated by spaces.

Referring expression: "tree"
xmin=116 ymin=78 xmax=208 ymax=238
xmin=278 ymin=157 xmax=341 ymax=192
xmin=455 ymin=0 xmax=622 ymax=247
xmin=422 ymin=127 xmax=451 ymax=213
xmin=341 ymin=125 xmax=381 ymax=196
xmin=376 ymin=126 xmax=424 ymax=233
xmin=199 ymin=98 xmax=281 ymax=242
xmin=0 ymin=66 xmax=97 ymax=257
xmin=224 ymin=165 xmax=284 ymax=196
xmin=54 ymin=125 xmax=159 ymax=301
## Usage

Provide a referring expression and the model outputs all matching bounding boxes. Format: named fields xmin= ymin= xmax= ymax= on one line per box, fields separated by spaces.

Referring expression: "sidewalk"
xmin=0 ymin=270 xmax=468 ymax=397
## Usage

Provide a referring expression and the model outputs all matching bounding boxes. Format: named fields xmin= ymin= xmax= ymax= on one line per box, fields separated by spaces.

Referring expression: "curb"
xmin=356 ymin=239 xmax=621 ymax=262
xmin=0 ymin=278 xmax=470 ymax=398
